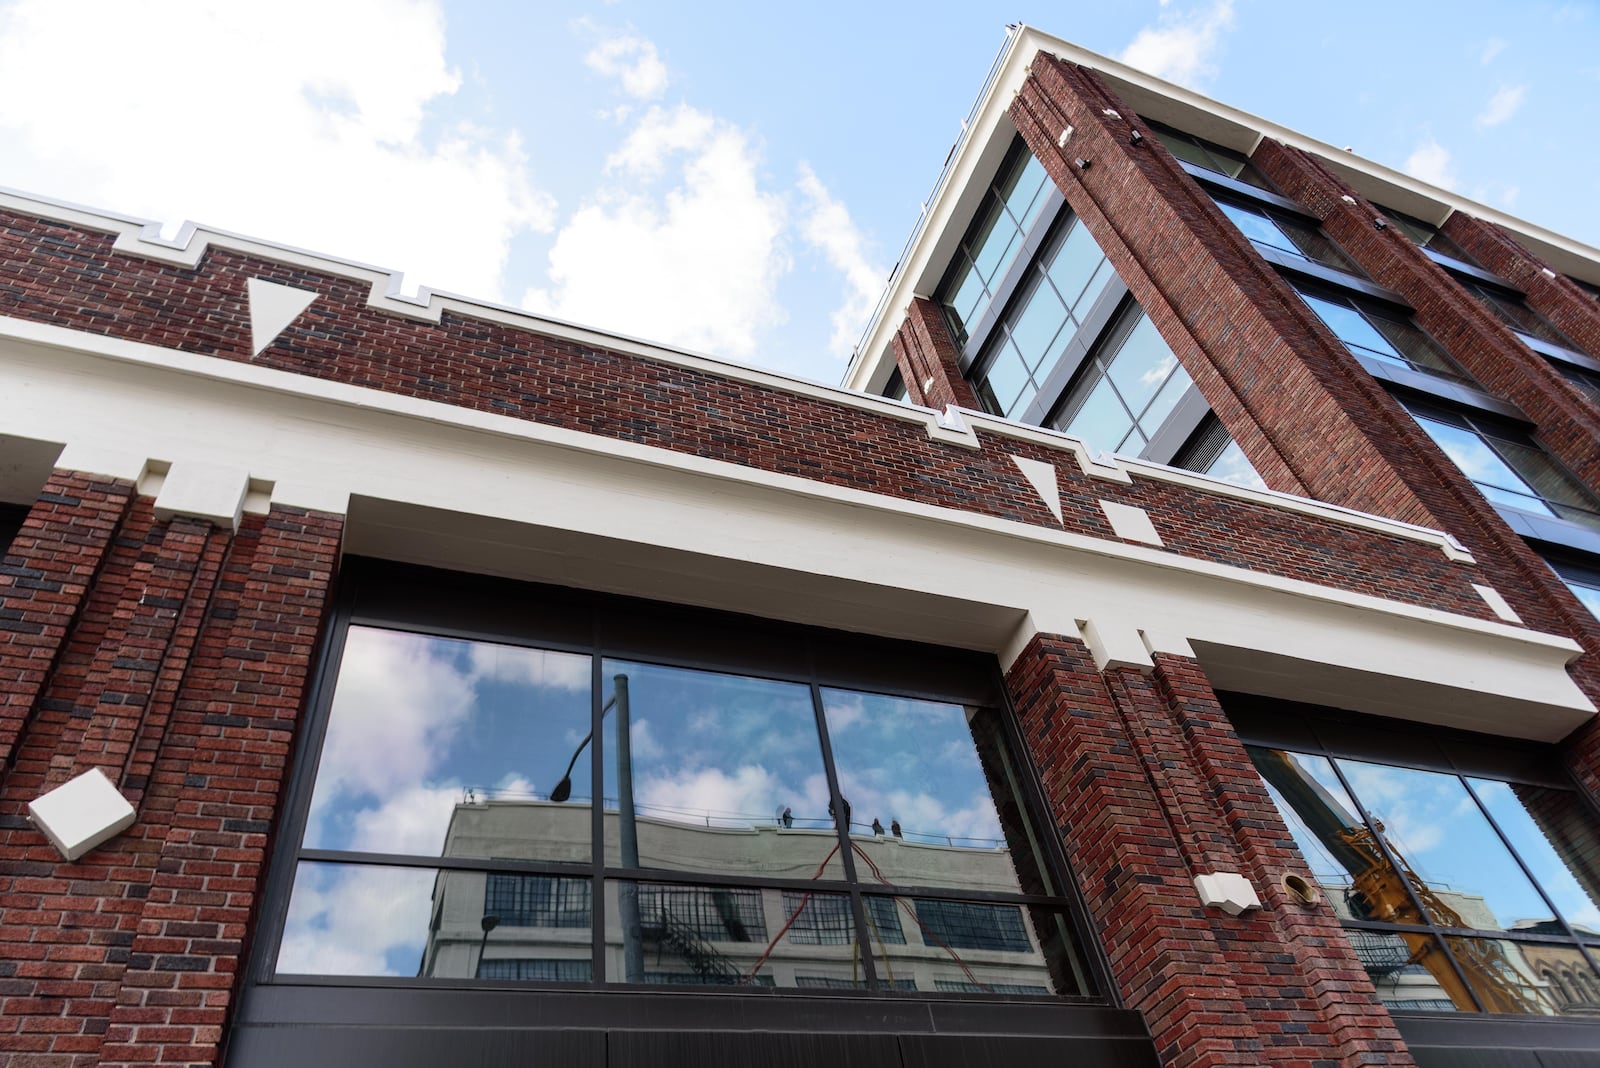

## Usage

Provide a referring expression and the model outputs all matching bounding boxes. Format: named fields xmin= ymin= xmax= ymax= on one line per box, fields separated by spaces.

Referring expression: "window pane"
xmin=1565 ymin=575 xmax=1600 ymax=621
xmin=1301 ymin=294 xmax=1405 ymax=364
xmin=1045 ymin=220 xmax=1109 ymax=312
xmin=1410 ymin=414 xmax=1557 ymax=517
xmin=605 ymin=880 xmax=814 ymax=989
xmin=1247 ymin=748 xmax=1422 ymax=925
xmin=1218 ymin=202 xmax=1298 ymax=255
xmin=981 ymin=343 xmax=1031 ymax=418
xmin=1470 ymin=780 xmax=1600 ymax=936
xmin=1334 ymin=759 xmax=1554 ymax=932
xmin=304 ymin=627 xmax=593 ymax=862
xmin=945 ymin=260 xmax=986 ymax=336
xmin=912 ymin=898 xmax=1031 ymax=952
xmin=818 ymin=689 xmax=1010 ymax=870
xmin=278 ymin=861 xmax=440 ymax=977
xmin=1005 ymin=276 xmax=1069 ymax=372
xmin=1444 ymin=936 xmax=1588 ymax=1015
xmin=1366 ymin=312 xmax=1466 ymax=380
xmin=1346 ymin=930 xmax=1471 ymax=1012
xmin=1204 ymin=440 xmax=1268 ymax=490
xmin=1058 ymin=375 xmax=1134 ymax=455
xmin=1004 ymin=154 xmax=1050 ymax=232
xmin=485 ymin=873 xmax=591 ymax=929
xmin=1105 ymin=313 xmax=1182 ymax=417
xmin=601 ymin=662 xmax=838 ymax=881
xmin=966 ymin=198 xmax=1011 ymax=285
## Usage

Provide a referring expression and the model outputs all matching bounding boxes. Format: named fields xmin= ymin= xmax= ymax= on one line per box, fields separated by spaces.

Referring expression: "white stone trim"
xmin=1 ymin=323 xmax=1589 ymax=739
xmin=1473 ymin=583 xmax=1524 ymax=625
xmin=246 ymin=279 xmax=319 ymax=356
xmin=1099 ymin=500 xmax=1163 ymax=547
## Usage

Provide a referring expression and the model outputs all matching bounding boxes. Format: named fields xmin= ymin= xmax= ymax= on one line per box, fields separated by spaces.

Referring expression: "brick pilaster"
xmin=891 ymin=297 xmax=982 ymax=411
xmin=0 ymin=471 xmax=134 ymax=772
xmin=1444 ymin=215 xmax=1600 ymax=366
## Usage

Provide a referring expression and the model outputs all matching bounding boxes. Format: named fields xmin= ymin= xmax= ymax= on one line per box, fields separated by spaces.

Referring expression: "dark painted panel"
xmin=1539 ymin=1053 xmax=1600 ymax=1068
xmin=225 ymin=1026 xmax=605 ymax=1068
xmin=608 ymin=1031 xmax=901 ymax=1068
xmin=900 ymin=1034 xmax=1160 ymax=1068
xmin=1411 ymin=1052 xmax=1541 ymax=1068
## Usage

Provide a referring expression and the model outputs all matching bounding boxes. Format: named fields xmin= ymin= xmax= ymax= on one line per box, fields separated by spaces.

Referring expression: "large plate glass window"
xmin=262 ymin=563 xmax=1095 ymax=1000
xmin=1237 ymin=702 xmax=1600 ymax=1016
xmin=1142 ymin=119 xmax=1275 ymax=190
xmin=1214 ymin=199 xmax=1359 ymax=275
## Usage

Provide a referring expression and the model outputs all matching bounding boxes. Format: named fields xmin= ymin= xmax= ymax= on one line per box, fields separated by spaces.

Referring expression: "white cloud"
xmin=0 ymin=0 xmax=553 ymax=302
xmin=523 ymin=103 xmax=789 ymax=358
xmin=797 ymin=164 xmax=885 ymax=360
xmin=585 ymin=34 xmax=669 ymax=100
xmin=1477 ymin=84 xmax=1528 ymax=128
xmin=1404 ymin=139 xmax=1458 ymax=190
xmin=637 ymin=763 xmax=793 ymax=827
xmin=1118 ymin=0 xmax=1236 ymax=89
xmin=1480 ymin=37 xmax=1508 ymax=64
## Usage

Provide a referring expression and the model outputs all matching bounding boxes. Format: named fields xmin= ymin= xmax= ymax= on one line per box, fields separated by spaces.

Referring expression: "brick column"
xmin=0 ymin=470 xmax=134 ymax=771
xmin=98 ymin=508 xmax=341 ymax=1068
xmin=891 ymin=297 xmax=982 ymax=411
xmin=1005 ymin=633 xmax=1416 ymax=1066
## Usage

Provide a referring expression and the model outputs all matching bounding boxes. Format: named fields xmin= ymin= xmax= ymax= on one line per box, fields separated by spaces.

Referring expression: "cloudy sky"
xmin=0 ymin=1 xmax=1594 ymax=384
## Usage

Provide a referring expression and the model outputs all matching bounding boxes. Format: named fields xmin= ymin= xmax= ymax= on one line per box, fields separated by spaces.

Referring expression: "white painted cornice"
xmin=1 ymin=317 xmax=1588 ymax=739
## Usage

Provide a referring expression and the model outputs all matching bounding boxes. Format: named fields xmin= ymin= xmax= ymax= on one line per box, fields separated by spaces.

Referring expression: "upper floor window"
xmin=1404 ymin=402 xmax=1600 ymax=532
xmin=259 ymin=562 xmax=1096 ymax=999
xmin=1573 ymin=278 xmax=1600 ymax=303
xmin=1172 ymin=415 xmax=1268 ymax=491
xmin=881 ymin=368 xmax=908 ymax=402
xmin=1143 ymin=119 xmax=1274 ymax=191
xmin=1047 ymin=301 xmax=1194 ymax=456
xmin=970 ymin=211 xmax=1118 ymax=420
xmin=1215 ymin=199 xmax=1360 ymax=275
xmin=1547 ymin=555 xmax=1600 ymax=621
xmin=1458 ymin=277 xmax=1586 ymax=354
xmin=936 ymin=139 xmax=1053 ymax=345
xmin=1237 ymin=699 xmax=1600 ymax=1017
xmin=1378 ymin=207 xmax=1482 ymax=268
xmin=1295 ymin=286 xmax=1472 ymax=385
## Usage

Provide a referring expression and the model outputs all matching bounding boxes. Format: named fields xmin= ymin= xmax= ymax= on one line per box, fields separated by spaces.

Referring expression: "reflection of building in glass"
xmin=419 ymin=801 xmax=1052 ymax=994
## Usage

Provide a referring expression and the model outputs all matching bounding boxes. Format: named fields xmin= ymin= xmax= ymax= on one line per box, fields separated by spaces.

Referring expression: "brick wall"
xmin=1005 ymin=634 xmax=1414 ymax=1066
xmin=0 ymin=208 xmax=1500 ymax=621
xmin=0 ymin=488 xmax=340 ymax=1068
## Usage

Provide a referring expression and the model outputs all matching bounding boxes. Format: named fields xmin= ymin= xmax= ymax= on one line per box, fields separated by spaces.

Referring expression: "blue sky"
xmin=0 ymin=1 xmax=1594 ymax=385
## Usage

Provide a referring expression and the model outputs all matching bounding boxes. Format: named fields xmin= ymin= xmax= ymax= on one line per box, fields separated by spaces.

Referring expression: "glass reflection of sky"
xmin=304 ymin=626 xmax=592 ymax=858
xmin=1248 ymin=750 xmax=1364 ymax=900
xmin=1468 ymin=779 xmax=1600 ymax=934
xmin=602 ymin=660 xmax=826 ymax=832
xmin=820 ymin=689 xmax=1003 ymax=850
xmin=1336 ymin=759 xmax=1552 ymax=932
xmin=277 ymin=862 xmax=436 ymax=977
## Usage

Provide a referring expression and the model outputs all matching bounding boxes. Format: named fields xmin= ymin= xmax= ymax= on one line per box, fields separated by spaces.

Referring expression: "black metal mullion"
xmin=1319 ymin=751 xmax=1486 ymax=1013
xmin=808 ymin=658 xmax=878 ymax=992
xmin=589 ymin=624 xmax=606 ymax=986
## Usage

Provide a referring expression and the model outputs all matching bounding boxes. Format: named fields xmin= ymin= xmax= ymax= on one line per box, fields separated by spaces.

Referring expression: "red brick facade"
xmin=0 ymin=497 xmax=340 ymax=1066
xmin=0 ymin=40 xmax=1597 ymax=1068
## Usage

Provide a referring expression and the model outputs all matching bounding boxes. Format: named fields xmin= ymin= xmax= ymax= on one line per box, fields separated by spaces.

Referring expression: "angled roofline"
xmin=843 ymin=26 xmax=1600 ymax=394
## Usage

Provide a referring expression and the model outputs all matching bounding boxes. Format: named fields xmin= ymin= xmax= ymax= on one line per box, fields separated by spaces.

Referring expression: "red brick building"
xmin=3 ymin=25 xmax=1600 ymax=1068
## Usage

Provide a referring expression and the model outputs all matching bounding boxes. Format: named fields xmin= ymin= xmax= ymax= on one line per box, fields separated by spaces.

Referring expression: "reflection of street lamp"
xmin=551 ymin=675 xmax=643 ymax=984
xmin=475 ymin=914 xmax=499 ymax=978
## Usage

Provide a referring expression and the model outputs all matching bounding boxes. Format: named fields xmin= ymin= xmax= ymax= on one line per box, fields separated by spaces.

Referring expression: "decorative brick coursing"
xmin=891 ymin=297 xmax=982 ymax=411
xmin=0 ymin=500 xmax=341 ymax=1068
xmin=0 ymin=210 xmax=1501 ymax=623
xmin=0 ymin=472 xmax=134 ymax=772
xmin=1005 ymin=633 xmax=1416 ymax=1067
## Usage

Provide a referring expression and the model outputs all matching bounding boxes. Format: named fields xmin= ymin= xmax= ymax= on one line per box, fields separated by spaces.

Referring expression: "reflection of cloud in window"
xmin=1140 ymin=354 xmax=1176 ymax=388
xmin=468 ymin=642 xmax=589 ymax=690
xmin=277 ymin=864 xmax=434 ymax=977
xmin=634 ymin=763 xmax=817 ymax=828
xmin=308 ymin=628 xmax=478 ymax=844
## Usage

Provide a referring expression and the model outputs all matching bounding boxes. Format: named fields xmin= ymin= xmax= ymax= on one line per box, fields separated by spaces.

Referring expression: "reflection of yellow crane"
xmin=1255 ymin=750 xmax=1553 ymax=1015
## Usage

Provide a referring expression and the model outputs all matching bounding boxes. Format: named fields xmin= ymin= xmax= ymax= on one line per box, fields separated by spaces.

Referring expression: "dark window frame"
xmin=1227 ymin=693 xmax=1600 ymax=1023
xmin=246 ymin=558 xmax=1111 ymax=1007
